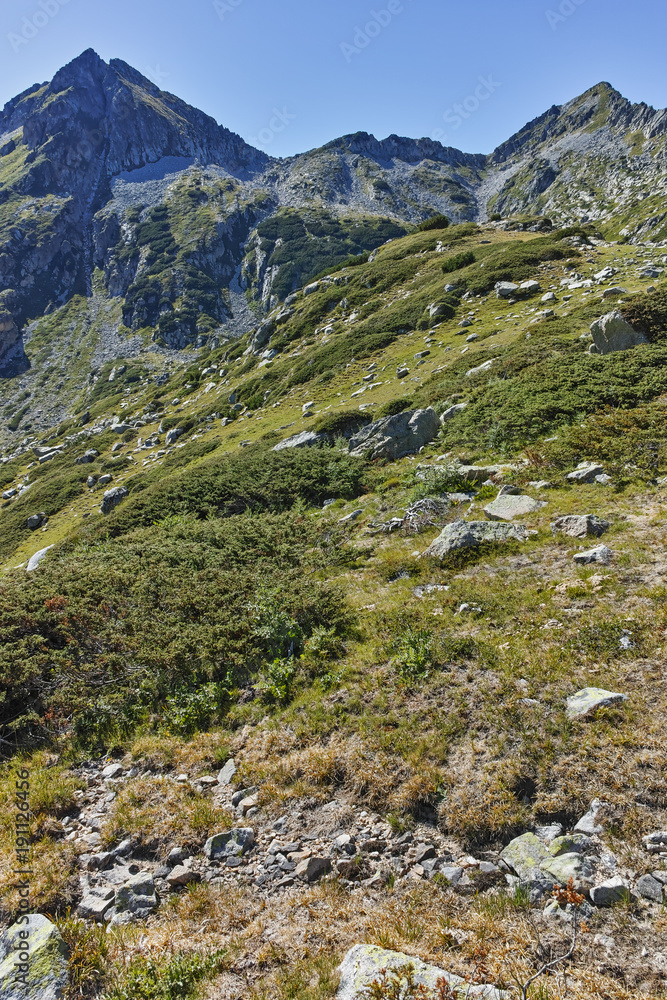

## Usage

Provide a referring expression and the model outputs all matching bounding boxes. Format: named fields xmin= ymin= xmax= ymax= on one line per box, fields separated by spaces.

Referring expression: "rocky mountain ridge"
xmin=2 ymin=54 xmax=667 ymax=446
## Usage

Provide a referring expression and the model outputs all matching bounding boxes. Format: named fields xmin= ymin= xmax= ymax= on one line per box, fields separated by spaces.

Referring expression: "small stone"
xmin=204 ymin=828 xmax=255 ymax=860
xmin=500 ymin=832 xmax=550 ymax=880
xmin=166 ymin=866 xmax=201 ymax=887
xmin=102 ymin=763 xmax=124 ymax=779
xmin=415 ymin=844 xmax=436 ymax=864
xmin=100 ymin=486 xmax=129 ymax=515
xmin=167 ymin=847 xmax=187 ymax=866
xmin=77 ymin=887 xmax=116 ymax=920
xmin=98 ymin=474 xmax=113 ymax=486
xmin=590 ymin=876 xmax=634 ymax=907
xmin=495 ymin=281 xmax=519 ymax=299
xmin=26 ymin=545 xmax=54 ymax=572
xmin=566 ymin=689 xmax=627 ymax=720
xmin=437 ymin=865 xmax=463 ymax=885
xmin=333 ymin=834 xmax=356 ymax=855
xmin=217 ymin=759 xmax=237 ymax=785
xmin=549 ymin=834 xmax=592 ymax=856
xmin=535 ymin=824 xmax=563 ymax=844
xmin=567 ymin=462 xmax=605 ymax=483
xmin=573 ymin=544 xmax=613 ymax=565
xmin=238 ymin=794 xmax=258 ymax=815
xmin=294 ymin=856 xmax=332 ymax=883
xmin=112 ymin=871 xmax=158 ymax=922
xmin=637 ymin=874 xmax=664 ymax=902
xmin=338 ymin=509 xmax=363 ymax=524
xmin=574 ymin=799 xmax=607 ymax=835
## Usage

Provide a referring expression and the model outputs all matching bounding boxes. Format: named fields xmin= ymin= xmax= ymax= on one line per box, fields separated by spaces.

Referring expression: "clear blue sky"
xmin=1 ymin=0 xmax=666 ymax=157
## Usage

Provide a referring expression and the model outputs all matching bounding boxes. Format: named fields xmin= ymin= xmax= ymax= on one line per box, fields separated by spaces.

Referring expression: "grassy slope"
xmin=1 ymin=220 xmax=667 ymax=997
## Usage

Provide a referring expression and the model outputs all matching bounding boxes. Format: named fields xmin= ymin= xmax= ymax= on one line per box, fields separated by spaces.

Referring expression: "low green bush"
xmin=442 ymin=250 xmax=476 ymax=273
xmin=101 ymin=445 xmax=366 ymax=537
xmin=416 ymin=214 xmax=450 ymax=232
xmin=313 ymin=409 xmax=371 ymax=436
xmin=0 ymin=509 xmax=355 ymax=746
xmin=376 ymin=397 xmax=414 ymax=419
xmin=622 ymin=284 xmax=667 ymax=342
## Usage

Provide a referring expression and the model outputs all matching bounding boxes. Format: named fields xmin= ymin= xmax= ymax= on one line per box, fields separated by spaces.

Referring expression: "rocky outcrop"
xmin=348 ymin=408 xmax=440 ymax=460
xmin=421 ymin=520 xmax=528 ymax=559
xmin=337 ymin=944 xmax=503 ymax=1000
xmin=589 ymin=311 xmax=648 ymax=354
xmin=0 ymin=914 xmax=68 ymax=1000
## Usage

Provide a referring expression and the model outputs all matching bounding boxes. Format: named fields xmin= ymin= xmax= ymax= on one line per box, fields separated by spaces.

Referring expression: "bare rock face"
xmin=589 ymin=310 xmax=648 ymax=354
xmin=0 ymin=309 xmax=20 ymax=363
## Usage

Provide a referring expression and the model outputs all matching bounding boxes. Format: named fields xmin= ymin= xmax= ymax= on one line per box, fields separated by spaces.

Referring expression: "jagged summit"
xmin=0 ymin=48 xmax=270 ymax=184
xmin=1 ymin=52 xmax=667 ymax=371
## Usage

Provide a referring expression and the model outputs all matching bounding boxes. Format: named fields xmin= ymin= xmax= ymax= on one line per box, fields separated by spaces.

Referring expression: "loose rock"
xmin=421 ymin=520 xmax=527 ymax=560
xmin=573 ymin=545 xmax=612 ymax=565
xmin=551 ymin=514 xmax=610 ymax=538
xmin=483 ymin=494 xmax=545 ymax=521
xmin=566 ymin=689 xmax=627 ymax=720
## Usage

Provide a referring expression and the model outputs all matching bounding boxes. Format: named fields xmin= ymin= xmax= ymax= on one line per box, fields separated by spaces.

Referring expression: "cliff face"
xmin=1 ymin=55 xmax=667 ymax=369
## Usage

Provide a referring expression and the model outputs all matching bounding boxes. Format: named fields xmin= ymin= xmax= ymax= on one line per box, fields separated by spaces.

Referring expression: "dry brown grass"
xmin=102 ymin=776 xmax=233 ymax=853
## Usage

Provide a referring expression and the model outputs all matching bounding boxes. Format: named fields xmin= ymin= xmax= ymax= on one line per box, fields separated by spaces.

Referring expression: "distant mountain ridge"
xmin=1 ymin=50 xmax=667 ymax=370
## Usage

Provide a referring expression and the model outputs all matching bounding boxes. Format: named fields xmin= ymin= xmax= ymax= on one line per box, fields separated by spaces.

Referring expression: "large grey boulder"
xmin=566 ymin=461 xmax=605 ymax=483
xmin=0 ymin=914 xmax=68 ymax=1000
xmin=551 ymin=514 xmax=610 ymax=538
xmin=348 ymin=408 xmax=440 ymax=461
xmin=421 ymin=519 xmax=527 ymax=560
xmin=165 ymin=427 xmax=184 ymax=446
xmin=495 ymin=281 xmax=518 ymax=299
xmin=272 ymin=430 xmax=328 ymax=451
xmin=484 ymin=495 xmax=546 ymax=521
xmin=337 ymin=944 xmax=504 ymax=1000
xmin=100 ymin=486 xmax=128 ymax=515
xmin=589 ymin=311 xmax=648 ymax=355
